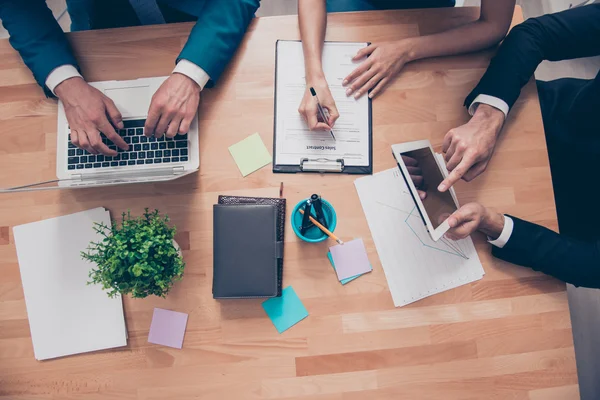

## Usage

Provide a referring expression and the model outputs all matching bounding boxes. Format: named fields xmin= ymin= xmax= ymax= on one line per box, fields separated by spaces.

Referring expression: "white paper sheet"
xmin=13 ymin=208 xmax=127 ymax=360
xmin=275 ymin=41 xmax=371 ymax=167
xmin=354 ymin=168 xmax=485 ymax=307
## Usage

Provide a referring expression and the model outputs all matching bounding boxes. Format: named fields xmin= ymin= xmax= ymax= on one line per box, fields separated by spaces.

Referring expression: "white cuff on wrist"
xmin=172 ymin=59 xmax=210 ymax=91
xmin=468 ymin=94 xmax=510 ymax=119
xmin=45 ymin=65 xmax=83 ymax=95
xmin=487 ymin=215 xmax=514 ymax=249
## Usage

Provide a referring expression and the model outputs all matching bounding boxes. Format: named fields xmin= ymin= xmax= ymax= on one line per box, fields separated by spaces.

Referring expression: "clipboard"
xmin=272 ymin=40 xmax=373 ymax=174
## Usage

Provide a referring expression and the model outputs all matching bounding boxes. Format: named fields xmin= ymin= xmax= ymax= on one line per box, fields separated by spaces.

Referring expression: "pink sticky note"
xmin=329 ymin=238 xmax=372 ymax=281
xmin=148 ymin=308 xmax=188 ymax=349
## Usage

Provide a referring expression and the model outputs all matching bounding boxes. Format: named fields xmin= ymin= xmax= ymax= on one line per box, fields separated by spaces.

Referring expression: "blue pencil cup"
xmin=291 ymin=198 xmax=337 ymax=243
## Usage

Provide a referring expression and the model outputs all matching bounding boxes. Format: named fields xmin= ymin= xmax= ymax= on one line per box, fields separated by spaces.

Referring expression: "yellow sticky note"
xmin=228 ymin=133 xmax=272 ymax=177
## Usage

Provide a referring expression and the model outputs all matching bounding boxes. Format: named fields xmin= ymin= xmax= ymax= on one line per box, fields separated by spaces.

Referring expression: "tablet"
xmin=391 ymin=140 xmax=459 ymax=241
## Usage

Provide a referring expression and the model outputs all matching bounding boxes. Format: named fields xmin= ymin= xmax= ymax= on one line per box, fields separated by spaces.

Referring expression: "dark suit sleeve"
xmin=0 ymin=0 xmax=79 ymax=96
xmin=464 ymin=4 xmax=600 ymax=110
xmin=492 ymin=216 xmax=600 ymax=289
xmin=177 ymin=0 xmax=260 ymax=88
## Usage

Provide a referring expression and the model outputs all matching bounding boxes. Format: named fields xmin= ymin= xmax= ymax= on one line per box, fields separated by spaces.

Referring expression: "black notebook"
xmin=218 ymin=195 xmax=286 ymax=297
xmin=213 ymin=197 xmax=285 ymax=299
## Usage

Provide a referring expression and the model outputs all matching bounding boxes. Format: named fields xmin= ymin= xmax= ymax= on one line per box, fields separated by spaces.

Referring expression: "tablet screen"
xmin=401 ymin=148 xmax=457 ymax=229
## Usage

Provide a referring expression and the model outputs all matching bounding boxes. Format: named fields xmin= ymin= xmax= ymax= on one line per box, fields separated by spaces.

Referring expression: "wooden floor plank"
xmin=296 ymin=341 xmax=477 ymax=376
xmin=528 ymin=384 xmax=580 ymax=400
xmin=307 ymin=326 xmax=431 ymax=356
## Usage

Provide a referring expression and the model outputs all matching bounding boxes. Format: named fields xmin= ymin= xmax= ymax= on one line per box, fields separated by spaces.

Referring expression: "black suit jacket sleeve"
xmin=492 ymin=216 xmax=600 ymax=289
xmin=464 ymin=4 xmax=600 ymax=110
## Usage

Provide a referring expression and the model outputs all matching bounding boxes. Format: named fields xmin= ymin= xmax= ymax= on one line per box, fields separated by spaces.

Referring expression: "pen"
xmin=299 ymin=208 xmax=344 ymax=245
xmin=309 ymin=87 xmax=336 ymax=141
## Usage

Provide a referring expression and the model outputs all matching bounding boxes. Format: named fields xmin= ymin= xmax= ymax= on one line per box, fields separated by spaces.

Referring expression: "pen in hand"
xmin=309 ymin=87 xmax=336 ymax=141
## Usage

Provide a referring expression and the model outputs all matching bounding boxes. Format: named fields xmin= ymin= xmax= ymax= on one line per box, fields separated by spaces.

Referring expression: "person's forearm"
xmin=177 ymin=0 xmax=259 ymax=87
xmin=0 ymin=0 xmax=79 ymax=96
xmin=407 ymin=21 xmax=505 ymax=63
xmin=465 ymin=4 xmax=600 ymax=111
xmin=492 ymin=216 xmax=600 ymax=288
xmin=407 ymin=0 xmax=514 ymax=62
xmin=298 ymin=0 xmax=327 ymax=83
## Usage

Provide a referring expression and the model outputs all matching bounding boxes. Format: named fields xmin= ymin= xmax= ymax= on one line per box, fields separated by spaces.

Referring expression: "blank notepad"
xmin=329 ymin=238 xmax=372 ymax=281
xmin=148 ymin=308 xmax=188 ymax=349
xmin=13 ymin=208 xmax=127 ymax=360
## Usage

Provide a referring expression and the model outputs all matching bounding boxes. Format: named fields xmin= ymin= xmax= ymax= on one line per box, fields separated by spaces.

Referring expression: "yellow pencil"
xmin=299 ymin=208 xmax=344 ymax=245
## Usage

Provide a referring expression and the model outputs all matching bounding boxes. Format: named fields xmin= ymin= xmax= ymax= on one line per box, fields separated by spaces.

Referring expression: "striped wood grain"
xmin=0 ymin=6 xmax=578 ymax=399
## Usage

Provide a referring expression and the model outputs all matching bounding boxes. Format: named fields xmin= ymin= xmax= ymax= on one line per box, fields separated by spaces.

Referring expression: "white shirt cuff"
xmin=488 ymin=215 xmax=514 ymax=249
xmin=45 ymin=65 xmax=83 ymax=95
xmin=468 ymin=94 xmax=510 ymax=119
xmin=173 ymin=59 xmax=210 ymax=91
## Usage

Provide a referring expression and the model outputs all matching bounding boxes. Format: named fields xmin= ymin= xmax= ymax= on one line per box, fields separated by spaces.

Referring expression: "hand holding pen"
xmin=297 ymin=81 xmax=340 ymax=136
xmin=310 ymin=87 xmax=336 ymax=140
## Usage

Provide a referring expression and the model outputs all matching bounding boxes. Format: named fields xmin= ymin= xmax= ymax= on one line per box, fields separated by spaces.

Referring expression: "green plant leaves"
xmin=81 ymin=209 xmax=185 ymax=299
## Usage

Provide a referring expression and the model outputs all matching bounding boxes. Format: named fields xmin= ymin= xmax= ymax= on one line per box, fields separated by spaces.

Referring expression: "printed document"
xmin=355 ymin=168 xmax=485 ymax=307
xmin=275 ymin=40 xmax=371 ymax=167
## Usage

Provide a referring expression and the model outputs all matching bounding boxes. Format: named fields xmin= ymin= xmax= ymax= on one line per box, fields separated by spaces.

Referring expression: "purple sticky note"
xmin=148 ymin=308 xmax=188 ymax=349
xmin=329 ymin=238 xmax=372 ymax=281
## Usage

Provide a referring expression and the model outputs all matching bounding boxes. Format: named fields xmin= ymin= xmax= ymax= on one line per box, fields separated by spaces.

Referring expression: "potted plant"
xmin=82 ymin=209 xmax=185 ymax=298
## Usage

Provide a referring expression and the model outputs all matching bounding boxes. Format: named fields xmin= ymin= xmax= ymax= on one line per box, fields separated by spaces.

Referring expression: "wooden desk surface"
xmin=0 ymin=6 xmax=579 ymax=399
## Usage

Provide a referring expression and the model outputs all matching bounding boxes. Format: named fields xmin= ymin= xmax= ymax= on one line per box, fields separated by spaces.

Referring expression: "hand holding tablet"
xmin=392 ymin=140 xmax=461 ymax=241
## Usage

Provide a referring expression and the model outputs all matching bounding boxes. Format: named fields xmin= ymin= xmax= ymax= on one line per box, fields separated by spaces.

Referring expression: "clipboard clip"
xmin=300 ymin=158 xmax=344 ymax=173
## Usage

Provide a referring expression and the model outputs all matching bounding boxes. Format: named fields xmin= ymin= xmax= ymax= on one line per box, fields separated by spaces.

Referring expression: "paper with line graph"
xmin=354 ymin=167 xmax=484 ymax=307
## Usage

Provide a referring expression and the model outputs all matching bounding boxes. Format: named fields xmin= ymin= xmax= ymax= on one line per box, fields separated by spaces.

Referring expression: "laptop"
xmin=2 ymin=76 xmax=199 ymax=192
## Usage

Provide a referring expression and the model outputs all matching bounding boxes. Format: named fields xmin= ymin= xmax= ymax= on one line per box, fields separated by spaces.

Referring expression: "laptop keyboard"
xmin=66 ymin=119 xmax=189 ymax=170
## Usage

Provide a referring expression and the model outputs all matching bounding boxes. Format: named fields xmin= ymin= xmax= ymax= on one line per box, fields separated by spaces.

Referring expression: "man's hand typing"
xmin=55 ymin=77 xmax=129 ymax=156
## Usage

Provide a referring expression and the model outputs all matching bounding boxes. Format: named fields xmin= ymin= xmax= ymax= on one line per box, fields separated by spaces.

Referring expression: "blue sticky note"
xmin=327 ymin=252 xmax=365 ymax=284
xmin=262 ymin=286 xmax=309 ymax=334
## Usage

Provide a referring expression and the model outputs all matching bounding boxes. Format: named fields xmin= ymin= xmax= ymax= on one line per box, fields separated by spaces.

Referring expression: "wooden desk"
xmin=0 ymin=6 xmax=579 ymax=399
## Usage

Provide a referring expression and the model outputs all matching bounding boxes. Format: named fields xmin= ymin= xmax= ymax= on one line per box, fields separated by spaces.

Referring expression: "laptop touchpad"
xmin=104 ymin=85 xmax=150 ymax=119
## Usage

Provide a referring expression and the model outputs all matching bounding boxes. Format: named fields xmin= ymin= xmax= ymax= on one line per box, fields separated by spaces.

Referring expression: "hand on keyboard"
xmin=144 ymin=74 xmax=200 ymax=139
xmin=67 ymin=119 xmax=190 ymax=171
xmin=55 ymin=77 xmax=129 ymax=156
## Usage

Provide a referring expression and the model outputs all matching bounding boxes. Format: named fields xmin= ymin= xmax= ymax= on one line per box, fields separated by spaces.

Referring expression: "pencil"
xmin=298 ymin=208 xmax=344 ymax=245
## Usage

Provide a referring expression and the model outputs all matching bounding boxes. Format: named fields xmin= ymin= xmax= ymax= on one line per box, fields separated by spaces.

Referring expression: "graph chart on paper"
xmin=355 ymin=167 xmax=485 ymax=307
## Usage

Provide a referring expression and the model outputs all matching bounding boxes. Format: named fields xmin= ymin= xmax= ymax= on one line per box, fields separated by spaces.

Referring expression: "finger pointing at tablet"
xmin=438 ymin=104 xmax=505 ymax=192
xmin=438 ymin=158 xmax=471 ymax=192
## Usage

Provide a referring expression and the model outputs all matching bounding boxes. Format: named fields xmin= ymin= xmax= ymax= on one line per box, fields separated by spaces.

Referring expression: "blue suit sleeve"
xmin=177 ymin=0 xmax=260 ymax=87
xmin=0 ymin=0 xmax=79 ymax=96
